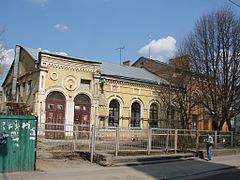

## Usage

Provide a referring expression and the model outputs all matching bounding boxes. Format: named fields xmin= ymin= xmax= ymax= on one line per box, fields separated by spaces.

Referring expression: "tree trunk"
xmin=212 ymin=119 xmax=218 ymax=131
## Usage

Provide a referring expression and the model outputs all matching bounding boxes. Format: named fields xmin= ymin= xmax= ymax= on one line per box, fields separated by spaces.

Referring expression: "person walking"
xmin=206 ymin=134 xmax=214 ymax=160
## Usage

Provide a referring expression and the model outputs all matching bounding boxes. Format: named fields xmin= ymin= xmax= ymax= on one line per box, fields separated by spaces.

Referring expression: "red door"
xmin=45 ymin=92 xmax=65 ymax=139
xmin=74 ymin=94 xmax=91 ymax=138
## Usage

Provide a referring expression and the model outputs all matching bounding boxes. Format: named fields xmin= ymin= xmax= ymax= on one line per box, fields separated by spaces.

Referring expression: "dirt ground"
xmin=36 ymin=157 xmax=97 ymax=172
xmin=0 ymin=158 xmax=102 ymax=180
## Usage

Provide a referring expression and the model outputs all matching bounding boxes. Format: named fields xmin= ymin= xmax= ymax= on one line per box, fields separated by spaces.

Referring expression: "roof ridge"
xmin=19 ymin=45 xmax=101 ymax=64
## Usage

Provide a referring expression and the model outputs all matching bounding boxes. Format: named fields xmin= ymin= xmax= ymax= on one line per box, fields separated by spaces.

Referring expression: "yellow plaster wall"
xmin=98 ymin=80 xmax=163 ymax=128
xmin=42 ymin=55 xmax=98 ymax=101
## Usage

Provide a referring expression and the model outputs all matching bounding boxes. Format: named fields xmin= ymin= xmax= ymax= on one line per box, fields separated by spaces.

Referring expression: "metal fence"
xmin=37 ymin=123 xmax=239 ymax=158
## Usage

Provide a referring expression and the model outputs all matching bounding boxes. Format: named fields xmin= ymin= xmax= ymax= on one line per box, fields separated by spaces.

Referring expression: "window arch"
xmin=131 ymin=102 xmax=141 ymax=127
xmin=149 ymin=103 xmax=159 ymax=128
xmin=47 ymin=91 xmax=65 ymax=101
xmin=109 ymin=99 xmax=120 ymax=126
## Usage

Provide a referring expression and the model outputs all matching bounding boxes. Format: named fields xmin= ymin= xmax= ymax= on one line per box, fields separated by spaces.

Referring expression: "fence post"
xmin=90 ymin=125 xmax=96 ymax=163
xmin=196 ymin=130 xmax=199 ymax=150
xmin=166 ymin=130 xmax=169 ymax=151
xmin=74 ymin=125 xmax=78 ymax=151
xmin=214 ymin=131 xmax=218 ymax=148
xmin=174 ymin=129 xmax=178 ymax=153
xmin=115 ymin=125 xmax=119 ymax=156
xmin=147 ymin=128 xmax=152 ymax=155
xmin=231 ymin=131 xmax=234 ymax=147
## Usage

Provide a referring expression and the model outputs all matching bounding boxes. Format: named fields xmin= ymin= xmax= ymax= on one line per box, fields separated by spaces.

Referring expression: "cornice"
xmin=104 ymin=78 xmax=160 ymax=89
xmin=41 ymin=61 xmax=97 ymax=73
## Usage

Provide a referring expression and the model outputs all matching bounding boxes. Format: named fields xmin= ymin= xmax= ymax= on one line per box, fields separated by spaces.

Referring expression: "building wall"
xmin=133 ymin=57 xmax=213 ymax=130
xmin=133 ymin=57 xmax=174 ymax=79
xmin=36 ymin=54 xmax=100 ymax=130
xmin=1 ymin=48 xmax=39 ymax=115
xmin=98 ymin=78 xmax=164 ymax=128
xmin=35 ymin=54 xmax=176 ymax=129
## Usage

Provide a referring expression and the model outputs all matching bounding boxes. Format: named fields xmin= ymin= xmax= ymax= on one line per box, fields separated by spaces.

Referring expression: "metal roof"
xmin=21 ymin=46 xmax=101 ymax=64
xmin=23 ymin=47 xmax=40 ymax=60
xmin=101 ymin=61 xmax=168 ymax=85
xmin=21 ymin=46 xmax=168 ymax=85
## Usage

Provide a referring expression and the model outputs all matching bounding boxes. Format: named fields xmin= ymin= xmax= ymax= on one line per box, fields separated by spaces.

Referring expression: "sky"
xmin=0 ymin=0 xmax=240 ymax=87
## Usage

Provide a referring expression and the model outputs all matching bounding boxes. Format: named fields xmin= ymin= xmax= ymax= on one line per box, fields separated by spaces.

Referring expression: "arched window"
xmin=47 ymin=91 xmax=65 ymax=101
xmin=109 ymin=100 xmax=120 ymax=126
xmin=149 ymin=103 xmax=159 ymax=128
xmin=131 ymin=102 xmax=141 ymax=127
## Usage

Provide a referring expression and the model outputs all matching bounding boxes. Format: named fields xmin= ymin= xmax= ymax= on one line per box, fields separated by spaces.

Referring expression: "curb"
xmin=112 ymin=153 xmax=196 ymax=166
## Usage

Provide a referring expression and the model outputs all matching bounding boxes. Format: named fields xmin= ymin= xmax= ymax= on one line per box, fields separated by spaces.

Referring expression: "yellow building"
xmin=2 ymin=45 xmax=176 ymax=138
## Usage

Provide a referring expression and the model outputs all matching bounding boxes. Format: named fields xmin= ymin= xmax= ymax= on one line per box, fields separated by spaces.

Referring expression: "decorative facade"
xmin=2 ymin=45 xmax=182 ymax=138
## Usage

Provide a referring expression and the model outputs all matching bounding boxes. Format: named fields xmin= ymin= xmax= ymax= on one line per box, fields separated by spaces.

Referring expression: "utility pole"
xmin=116 ymin=46 xmax=125 ymax=65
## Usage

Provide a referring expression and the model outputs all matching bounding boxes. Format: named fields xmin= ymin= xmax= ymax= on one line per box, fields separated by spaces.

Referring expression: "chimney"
xmin=122 ymin=60 xmax=132 ymax=66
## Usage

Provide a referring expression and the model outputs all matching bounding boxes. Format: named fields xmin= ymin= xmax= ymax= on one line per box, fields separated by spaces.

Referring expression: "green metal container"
xmin=0 ymin=116 xmax=37 ymax=172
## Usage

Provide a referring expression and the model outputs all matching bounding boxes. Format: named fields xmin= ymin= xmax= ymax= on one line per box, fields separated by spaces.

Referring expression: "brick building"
xmin=132 ymin=56 xmax=212 ymax=130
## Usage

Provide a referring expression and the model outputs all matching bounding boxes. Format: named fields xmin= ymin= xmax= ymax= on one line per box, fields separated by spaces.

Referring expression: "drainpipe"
xmin=11 ymin=46 xmax=20 ymax=101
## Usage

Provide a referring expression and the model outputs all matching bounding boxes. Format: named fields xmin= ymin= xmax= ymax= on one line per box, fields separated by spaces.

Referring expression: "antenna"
xmin=148 ymin=35 xmax=152 ymax=59
xmin=229 ymin=0 xmax=240 ymax=7
xmin=116 ymin=46 xmax=125 ymax=64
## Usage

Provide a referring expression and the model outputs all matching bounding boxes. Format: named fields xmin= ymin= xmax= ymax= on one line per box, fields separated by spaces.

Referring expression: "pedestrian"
xmin=206 ymin=134 xmax=214 ymax=160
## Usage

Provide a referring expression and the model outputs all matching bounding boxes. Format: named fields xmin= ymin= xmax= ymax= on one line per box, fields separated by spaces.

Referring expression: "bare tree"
xmin=0 ymin=26 xmax=6 ymax=75
xmin=181 ymin=7 xmax=240 ymax=131
xmin=155 ymin=77 xmax=192 ymax=129
xmin=172 ymin=71 xmax=194 ymax=129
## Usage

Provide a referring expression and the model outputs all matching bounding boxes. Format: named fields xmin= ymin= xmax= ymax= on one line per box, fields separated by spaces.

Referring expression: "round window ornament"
xmin=50 ymin=72 xmax=58 ymax=81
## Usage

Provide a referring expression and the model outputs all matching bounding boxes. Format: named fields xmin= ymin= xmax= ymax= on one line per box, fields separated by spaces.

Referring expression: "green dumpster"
xmin=0 ymin=116 xmax=37 ymax=172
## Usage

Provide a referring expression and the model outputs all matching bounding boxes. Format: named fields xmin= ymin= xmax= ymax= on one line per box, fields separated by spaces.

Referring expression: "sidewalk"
xmin=1 ymin=155 xmax=240 ymax=180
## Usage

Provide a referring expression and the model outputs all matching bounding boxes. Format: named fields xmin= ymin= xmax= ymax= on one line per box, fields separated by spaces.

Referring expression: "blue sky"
xmin=0 ymin=0 xmax=240 ymax=86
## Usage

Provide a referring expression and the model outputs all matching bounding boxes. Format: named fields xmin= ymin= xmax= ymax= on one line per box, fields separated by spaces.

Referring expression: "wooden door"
xmin=45 ymin=92 xmax=65 ymax=139
xmin=74 ymin=94 xmax=91 ymax=138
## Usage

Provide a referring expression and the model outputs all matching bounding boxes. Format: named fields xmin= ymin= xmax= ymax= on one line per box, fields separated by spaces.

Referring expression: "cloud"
xmin=56 ymin=52 xmax=68 ymax=56
xmin=28 ymin=0 xmax=48 ymax=7
xmin=139 ymin=36 xmax=177 ymax=62
xmin=0 ymin=45 xmax=14 ymax=87
xmin=37 ymin=48 xmax=68 ymax=57
xmin=54 ymin=24 xmax=69 ymax=32
xmin=0 ymin=45 xmax=14 ymax=66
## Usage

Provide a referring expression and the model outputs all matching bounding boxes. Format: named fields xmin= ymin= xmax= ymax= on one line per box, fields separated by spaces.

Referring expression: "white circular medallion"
xmin=64 ymin=76 xmax=77 ymax=91
xmin=50 ymin=72 xmax=58 ymax=81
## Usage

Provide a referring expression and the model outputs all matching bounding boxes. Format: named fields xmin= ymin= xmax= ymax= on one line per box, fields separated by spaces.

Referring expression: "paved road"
xmin=194 ymin=169 xmax=240 ymax=180
xmin=1 ymin=155 xmax=240 ymax=180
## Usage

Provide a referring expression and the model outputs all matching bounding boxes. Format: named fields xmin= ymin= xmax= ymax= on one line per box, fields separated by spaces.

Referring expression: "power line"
xmin=229 ymin=0 xmax=240 ymax=8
